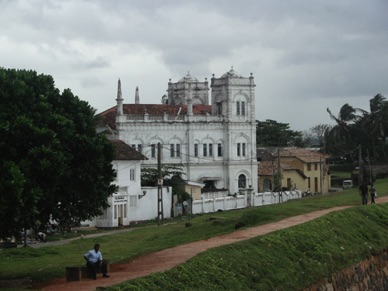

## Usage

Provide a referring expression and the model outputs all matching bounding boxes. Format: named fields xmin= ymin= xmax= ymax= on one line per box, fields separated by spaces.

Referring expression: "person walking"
xmin=84 ymin=243 xmax=110 ymax=279
xmin=370 ymin=184 xmax=376 ymax=204
xmin=359 ymin=181 xmax=368 ymax=205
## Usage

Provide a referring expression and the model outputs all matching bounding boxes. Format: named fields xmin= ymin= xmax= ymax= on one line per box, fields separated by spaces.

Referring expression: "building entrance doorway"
xmin=238 ymin=174 xmax=246 ymax=189
xmin=118 ymin=204 xmax=124 ymax=226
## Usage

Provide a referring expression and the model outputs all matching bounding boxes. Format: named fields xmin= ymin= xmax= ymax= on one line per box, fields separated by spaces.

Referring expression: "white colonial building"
xmin=98 ymin=68 xmax=258 ymax=195
xmin=89 ymin=140 xmax=172 ymax=228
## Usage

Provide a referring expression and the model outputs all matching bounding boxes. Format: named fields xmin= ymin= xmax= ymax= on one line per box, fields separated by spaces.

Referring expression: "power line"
xmin=132 ymin=143 xmax=257 ymax=163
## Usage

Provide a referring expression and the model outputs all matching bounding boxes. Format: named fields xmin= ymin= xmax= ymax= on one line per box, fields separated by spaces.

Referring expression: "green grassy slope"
xmin=0 ymin=178 xmax=387 ymax=289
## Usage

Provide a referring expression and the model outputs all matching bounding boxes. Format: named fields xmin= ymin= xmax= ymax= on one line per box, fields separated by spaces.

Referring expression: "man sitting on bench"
xmin=84 ymin=243 xmax=110 ymax=279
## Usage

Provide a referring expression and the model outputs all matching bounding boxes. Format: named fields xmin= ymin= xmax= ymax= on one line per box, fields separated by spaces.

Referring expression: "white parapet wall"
xmin=92 ymin=186 xmax=172 ymax=228
xmin=192 ymin=190 xmax=302 ymax=214
xmin=128 ymin=186 xmax=172 ymax=223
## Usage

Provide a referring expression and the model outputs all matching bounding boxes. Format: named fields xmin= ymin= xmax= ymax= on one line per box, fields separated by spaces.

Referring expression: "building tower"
xmin=135 ymin=86 xmax=139 ymax=104
xmin=116 ymin=78 xmax=124 ymax=115
xmin=167 ymin=72 xmax=209 ymax=105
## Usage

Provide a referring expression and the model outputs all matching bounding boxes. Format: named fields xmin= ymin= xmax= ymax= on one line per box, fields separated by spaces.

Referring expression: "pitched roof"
xmin=97 ymin=104 xmax=212 ymax=130
xmin=258 ymin=160 xmax=276 ymax=176
xmin=278 ymin=147 xmax=329 ymax=163
xmin=256 ymin=148 xmax=276 ymax=161
xmin=258 ymin=160 xmax=307 ymax=178
xmin=111 ymin=140 xmax=148 ymax=161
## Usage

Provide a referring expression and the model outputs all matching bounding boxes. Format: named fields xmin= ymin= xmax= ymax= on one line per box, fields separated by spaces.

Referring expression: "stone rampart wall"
xmin=368 ymin=164 xmax=388 ymax=178
xmin=305 ymin=250 xmax=388 ymax=291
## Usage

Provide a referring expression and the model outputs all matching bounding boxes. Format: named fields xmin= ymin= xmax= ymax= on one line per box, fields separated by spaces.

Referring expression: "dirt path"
xmin=33 ymin=197 xmax=388 ymax=291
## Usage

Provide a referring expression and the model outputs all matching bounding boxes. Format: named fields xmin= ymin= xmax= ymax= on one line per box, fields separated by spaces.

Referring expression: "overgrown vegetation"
xmin=0 ymin=178 xmax=387 ymax=289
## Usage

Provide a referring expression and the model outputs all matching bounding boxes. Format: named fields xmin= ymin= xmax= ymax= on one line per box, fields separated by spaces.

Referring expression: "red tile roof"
xmin=256 ymin=148 xmax=275 ymax=161
xmin=111 ymin=140 xmax=148 ymax=161
xmin=97 ymin=104 xmax=212 ymax=130
xmin=258 ymin=160 xmax=307 ymax=178
xmin=278 ymin=147 xmax=329 ymax=163
xmin=258 ymin=160 xmax=276 ymax=176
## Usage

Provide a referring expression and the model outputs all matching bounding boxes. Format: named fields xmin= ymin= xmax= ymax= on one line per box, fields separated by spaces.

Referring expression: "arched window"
xmin=216 ymin=101 xmax=222 ymax=115
xmin=235 ymin=94 xmax=247 ymax=116
xmin=238 ymin=174 xmax=246 ymax=189
xmin=236 ymin=101 xmax=245 ymax=115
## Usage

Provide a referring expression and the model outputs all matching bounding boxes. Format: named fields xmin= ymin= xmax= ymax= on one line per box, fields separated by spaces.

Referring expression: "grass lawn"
xmin=1 ymin=178 xmax=387 ymax=289
xmin=111 ymin=201 xmax=388 ymax=291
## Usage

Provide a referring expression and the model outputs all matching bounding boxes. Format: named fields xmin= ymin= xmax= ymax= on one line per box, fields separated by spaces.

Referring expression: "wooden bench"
xmin=66 ymin=260 xmax=110 ymax=281
xmin=66 ymin=266 xmax=81 ymax=282
xmin=81 ymin=260 xmax=110 ymax=278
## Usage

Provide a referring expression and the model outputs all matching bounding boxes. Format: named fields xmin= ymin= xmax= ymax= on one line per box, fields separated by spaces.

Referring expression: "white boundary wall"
xmin=192 ymin=190 xmax=302 ymax=214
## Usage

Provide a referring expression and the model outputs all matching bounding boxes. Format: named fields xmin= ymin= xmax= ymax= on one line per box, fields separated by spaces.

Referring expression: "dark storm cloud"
xmin=0 ymin=0 xmax=387 ymax=130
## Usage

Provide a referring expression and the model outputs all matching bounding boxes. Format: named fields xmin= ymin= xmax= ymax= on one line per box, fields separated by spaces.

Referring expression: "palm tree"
xmin=368 ymin=94 xmax=387 ymax=138
xmin=359 ymin=94 xmax=388 ymax=162
xmin=326 ymin=103 xmax=361 ymax=161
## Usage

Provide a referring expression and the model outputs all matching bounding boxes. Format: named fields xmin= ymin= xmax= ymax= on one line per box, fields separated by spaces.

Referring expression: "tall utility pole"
xmin=157 ymin=143 xmax=164 ymax=225
xmin=358 ymin=144 xmax=363 ymax=185
xmin=320 ymin=156 xmax=323 ymax=194
xmin=367 ymin=148 xmax=372 ymax=184
xmin=277 ymin=148 xmax=283 ymax=203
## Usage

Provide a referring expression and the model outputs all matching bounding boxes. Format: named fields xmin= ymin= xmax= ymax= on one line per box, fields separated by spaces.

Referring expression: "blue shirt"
xmin=84 ymin=249 xmax=102 ymax=263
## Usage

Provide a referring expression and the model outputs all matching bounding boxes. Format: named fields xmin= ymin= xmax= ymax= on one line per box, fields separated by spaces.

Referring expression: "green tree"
xmin=0 ymin=68 xmax=117 ymax=241
xmin=256 ymin=119 xmax=306 ymax=147
xmin=327 ymin=96 xmax=388 ymax=164
xmin=326 ymin=104 xmax=362 ymax=162
xmin=359 ymin=94 xmax=388 ymax=162
xmin=141 ymin=164 xmax=185 ymax=193
xmin=309 ymin=124 xmax=332 ymax=148
xmin=141 ymin=164 xmax=188 ymax=215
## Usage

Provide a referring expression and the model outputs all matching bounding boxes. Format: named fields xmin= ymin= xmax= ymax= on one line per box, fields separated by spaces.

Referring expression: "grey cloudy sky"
xmin=1 ymin=0 xmax=387 ymax=131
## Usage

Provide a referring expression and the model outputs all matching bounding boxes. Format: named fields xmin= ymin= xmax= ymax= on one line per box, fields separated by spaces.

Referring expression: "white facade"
xmin=100 ymin=68 xmax=258 ymax=195
xmin=86 ymin=141 xmax=172 ymax=228
xmin=125 ymin=186 xmax=172 ymax=223
xmin=94 ymin=159 xmax=172 ymax=227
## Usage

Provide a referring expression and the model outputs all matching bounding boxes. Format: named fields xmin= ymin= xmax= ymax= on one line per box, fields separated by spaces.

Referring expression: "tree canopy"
xmin=141 ymin=164 xmax=189 ymax=201
xmin=304 ymin=123 xmax=333 ymax=149
xmin=326 ymin=94 xmax=388 ymax=163
xmin=0 ymin=68 xmax=117 ymax=240
xmin=256 ymin=119 xmax=307 ymax=147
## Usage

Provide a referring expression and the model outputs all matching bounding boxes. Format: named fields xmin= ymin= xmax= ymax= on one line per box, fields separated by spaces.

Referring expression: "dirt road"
xmin=32 ymin=196 xmax=388 ymax=291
